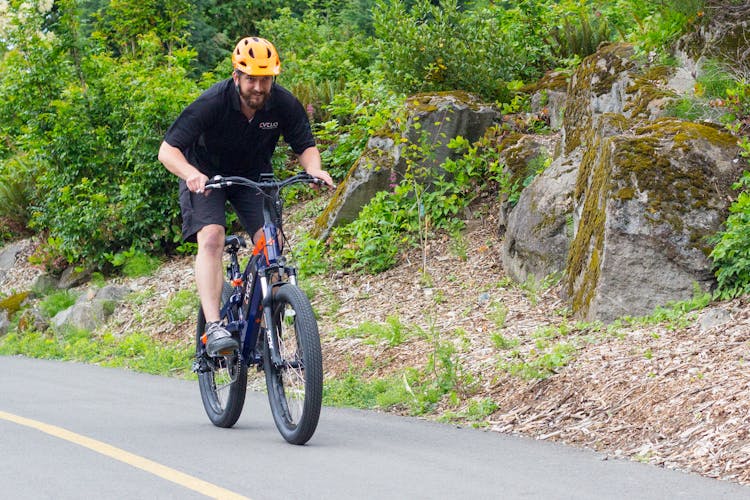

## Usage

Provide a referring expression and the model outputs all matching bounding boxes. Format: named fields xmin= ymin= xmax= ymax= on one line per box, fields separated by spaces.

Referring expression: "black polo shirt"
xmin=164 ymin=79 xmax=315 ymax=178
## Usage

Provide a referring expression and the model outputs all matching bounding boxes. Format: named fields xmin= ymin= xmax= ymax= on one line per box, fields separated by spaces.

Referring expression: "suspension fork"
xmin=260 ymin=273 xmax=284 ymax=368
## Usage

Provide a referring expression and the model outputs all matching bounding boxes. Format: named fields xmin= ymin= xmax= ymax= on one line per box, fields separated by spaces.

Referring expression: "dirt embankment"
xmin=3 ymin=197 xmax=749 ymax=485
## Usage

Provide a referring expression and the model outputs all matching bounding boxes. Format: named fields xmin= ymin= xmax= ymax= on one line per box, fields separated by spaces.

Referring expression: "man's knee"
xmin=197 ymin=224 xmax=225 ymax=255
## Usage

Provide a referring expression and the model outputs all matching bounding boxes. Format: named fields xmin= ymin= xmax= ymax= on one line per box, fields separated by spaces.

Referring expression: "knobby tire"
xmin=263 ymin=284 xmax=323 ymax=445
xmin=196 ymin=282 xmax=248 ymax=428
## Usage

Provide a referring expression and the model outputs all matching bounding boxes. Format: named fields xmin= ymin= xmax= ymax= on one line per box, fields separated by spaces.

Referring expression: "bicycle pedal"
xmin=192 ymin=357 xmax=211 ymax=373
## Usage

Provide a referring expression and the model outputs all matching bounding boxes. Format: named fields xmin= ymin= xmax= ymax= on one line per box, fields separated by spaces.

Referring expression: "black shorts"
xmin=179 ymin=180 xmax=264 ymax=242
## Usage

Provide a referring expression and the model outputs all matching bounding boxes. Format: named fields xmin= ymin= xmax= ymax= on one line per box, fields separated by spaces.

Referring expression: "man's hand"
xmin=298 ymin=146 xmax=335 ymax=189
xmin=308 ymin=169 xmax=335 ymax=189
xmin=187 ymin=172 xmax=209 ymax=194
xmin=158 ymin=141 xmax=210 ymax=194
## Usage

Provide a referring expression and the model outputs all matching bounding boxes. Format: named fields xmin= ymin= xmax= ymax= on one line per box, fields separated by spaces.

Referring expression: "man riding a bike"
xmin=158 ymin=36 xmax=333 ymax=356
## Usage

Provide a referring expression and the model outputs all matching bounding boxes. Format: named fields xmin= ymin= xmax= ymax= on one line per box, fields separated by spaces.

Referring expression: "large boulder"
xmin=313 ymin=92 xmax=499 ymax=240
xmin=312 ymin=136 xmax=400 ymax=241
xmin=501 ymin=149 xmax=580 ymax=284
xmin=566 ymin=117 xmax=742 ymax=322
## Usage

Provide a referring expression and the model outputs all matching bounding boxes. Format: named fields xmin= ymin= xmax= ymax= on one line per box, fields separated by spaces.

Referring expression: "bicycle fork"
xmin=258 ymin=274 xmax=281 ymax=368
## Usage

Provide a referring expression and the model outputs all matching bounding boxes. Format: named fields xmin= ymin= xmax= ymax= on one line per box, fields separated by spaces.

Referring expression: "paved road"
xmin=1 ymin=356 xmax=748 ymax=499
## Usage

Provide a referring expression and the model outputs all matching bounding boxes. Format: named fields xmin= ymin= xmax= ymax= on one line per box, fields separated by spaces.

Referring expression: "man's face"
xmin=234 ymin=71 xmax=273 ymax=111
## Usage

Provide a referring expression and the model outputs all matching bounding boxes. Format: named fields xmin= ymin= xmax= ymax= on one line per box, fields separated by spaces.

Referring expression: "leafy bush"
xmin=258 ymin=7 xmax=376 ymax=123
xmin=710 ymin=80 xmax=750 ymax=299
xmin=712 ymin=171 xmax=750 ymax=299
xmin=317 ymin=78 xmax=404 ymax=180
xmin=600 ymin=0 xmax=706 ymax=53
xmin=547 ymin=5 xmax=614 ymax=62
xmin=28 ymin=42 xmax=200 ymax=265
xmin=0 ymin=154 xmax=35 ymax=242
xmin=105 ymin=246 xmax=162 ymax=278
xmin=373 ymin=0 xmax=556 ymax=101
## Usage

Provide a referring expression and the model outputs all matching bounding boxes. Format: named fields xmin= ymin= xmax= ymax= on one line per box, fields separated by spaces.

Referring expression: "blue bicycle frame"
xmin=205 ymin=173 xmax=314 ymax=369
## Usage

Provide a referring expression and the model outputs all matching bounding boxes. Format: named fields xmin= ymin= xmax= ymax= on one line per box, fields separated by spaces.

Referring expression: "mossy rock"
xmin=0 ymin=291 xmax=29 ymax=315
xmin=565 ymin=116 xmax=742 ymax=322
xmin=313 ymin=93 xmax=500 ymax=240
xmin=561 ymin=43 xmax=684 ymax=155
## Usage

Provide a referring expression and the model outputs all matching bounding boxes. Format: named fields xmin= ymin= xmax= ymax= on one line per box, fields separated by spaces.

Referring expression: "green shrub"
xmin=292 ymin=235 xmax=330 ymax=278
xmin=39 ymin=290 xmax=78 ymax=318
xmin=0 ymin=155 xmax=35 ymax=243
xmin=373 ymin=0 xmax=554 ymax=102
xmin=327 ymin=129 xmax=510 ymax=274
xmin=105 ymin=246 xmax=161 ymax=278
xmin=712 ymin=173 xmax=750 ymax=299
xmin=711 ymin=81 xmax=750 ymax=299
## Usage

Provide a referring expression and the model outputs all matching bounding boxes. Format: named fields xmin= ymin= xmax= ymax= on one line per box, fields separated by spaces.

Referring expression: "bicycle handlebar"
xmin=204 ymin=172 xmax=325 ymax=192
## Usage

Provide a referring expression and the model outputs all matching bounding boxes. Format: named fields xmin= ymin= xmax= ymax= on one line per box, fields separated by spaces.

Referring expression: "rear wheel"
xmin=263 ymin=284 xmax=323 ymax=445
xmin=196 ymin=282 xmax=247 ymax=428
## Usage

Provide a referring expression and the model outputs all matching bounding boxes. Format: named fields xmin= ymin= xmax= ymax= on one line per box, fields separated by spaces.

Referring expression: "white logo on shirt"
xmin=259 ymin=121 xmax=279 ymax=130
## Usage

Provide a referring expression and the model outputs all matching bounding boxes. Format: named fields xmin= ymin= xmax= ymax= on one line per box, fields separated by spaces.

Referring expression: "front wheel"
xmin=196 ymin=282 xmax=248 ymax=428
xmin=263 ymin=284 xmax=323 ymax=445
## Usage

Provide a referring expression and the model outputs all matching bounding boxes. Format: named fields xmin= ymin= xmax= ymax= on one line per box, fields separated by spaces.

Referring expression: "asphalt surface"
xmin=1 ymin=356 xmax=748 ymax=499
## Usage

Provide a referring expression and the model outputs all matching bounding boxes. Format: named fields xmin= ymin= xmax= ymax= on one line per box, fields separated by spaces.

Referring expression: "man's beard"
xmin=239 ymin=86 xmax=270 ymax=110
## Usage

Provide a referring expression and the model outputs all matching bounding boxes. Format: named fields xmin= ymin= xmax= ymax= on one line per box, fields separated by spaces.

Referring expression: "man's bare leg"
xmin=196 ymin=224 xmax=237 ymax=354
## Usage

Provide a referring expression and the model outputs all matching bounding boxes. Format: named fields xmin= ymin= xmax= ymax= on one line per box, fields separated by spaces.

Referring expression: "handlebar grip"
xmin=204 ymin=175 xmax=228 ymax=190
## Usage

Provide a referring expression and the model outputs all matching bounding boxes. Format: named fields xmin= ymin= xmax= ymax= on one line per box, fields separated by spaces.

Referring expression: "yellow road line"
xmin=0 ymin=410 xmax=250 ymax=500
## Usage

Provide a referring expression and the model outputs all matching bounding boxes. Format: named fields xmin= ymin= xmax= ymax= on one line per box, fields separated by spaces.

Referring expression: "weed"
xmin=448 ymin=229 xmax=468 ymax=261
xmin=333 ymin=315 xmax=415 ymax=346
xmin=322 ymin=368 xmax=409 ymax=409
xmin=39 ymin=290 xmax=77 ymax=318
xmin=439 ymin=397 xmax=499 ymax=427
xmin=489 ymin=300 xmax=508 ymax=329
xmin=164 ymin=289 xmax=199 ymax=324
xmin=629 ymin=284 xmax=711 ymax=329
xmin=490 ymin=332 xmax=519 ymax=350
xmin=503 ymin=342 xmax=577 ymax=380
xmin=291 ymin=234 xmax=329 ymax=278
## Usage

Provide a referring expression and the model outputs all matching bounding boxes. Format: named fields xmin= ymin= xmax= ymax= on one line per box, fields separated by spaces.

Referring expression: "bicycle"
xmin=192 ymin=172 xmax=324 ymax=445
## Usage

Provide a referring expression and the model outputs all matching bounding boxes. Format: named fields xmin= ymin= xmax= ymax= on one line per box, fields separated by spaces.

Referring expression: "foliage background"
xmin=1 ymin=0 xmax=748 ymax=296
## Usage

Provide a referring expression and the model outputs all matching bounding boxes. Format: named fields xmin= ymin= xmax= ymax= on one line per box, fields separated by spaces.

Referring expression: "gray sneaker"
xmin=205 ymin=321 xmax=238 ymax=356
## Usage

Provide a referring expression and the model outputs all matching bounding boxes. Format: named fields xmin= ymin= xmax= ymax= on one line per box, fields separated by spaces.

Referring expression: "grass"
xmin=38 ymin=290 xmax=78 ymax=318
xmin=0 ymin=327 xmax=193 ymax=377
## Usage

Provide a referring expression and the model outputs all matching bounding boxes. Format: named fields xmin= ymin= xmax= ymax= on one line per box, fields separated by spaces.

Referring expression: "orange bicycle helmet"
xmin=232 ymin=37 xmax=281 ymax=76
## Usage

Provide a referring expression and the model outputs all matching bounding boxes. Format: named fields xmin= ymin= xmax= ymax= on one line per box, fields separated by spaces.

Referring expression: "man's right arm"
xmin=158 ymin=141 xmax=208 ymax=194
